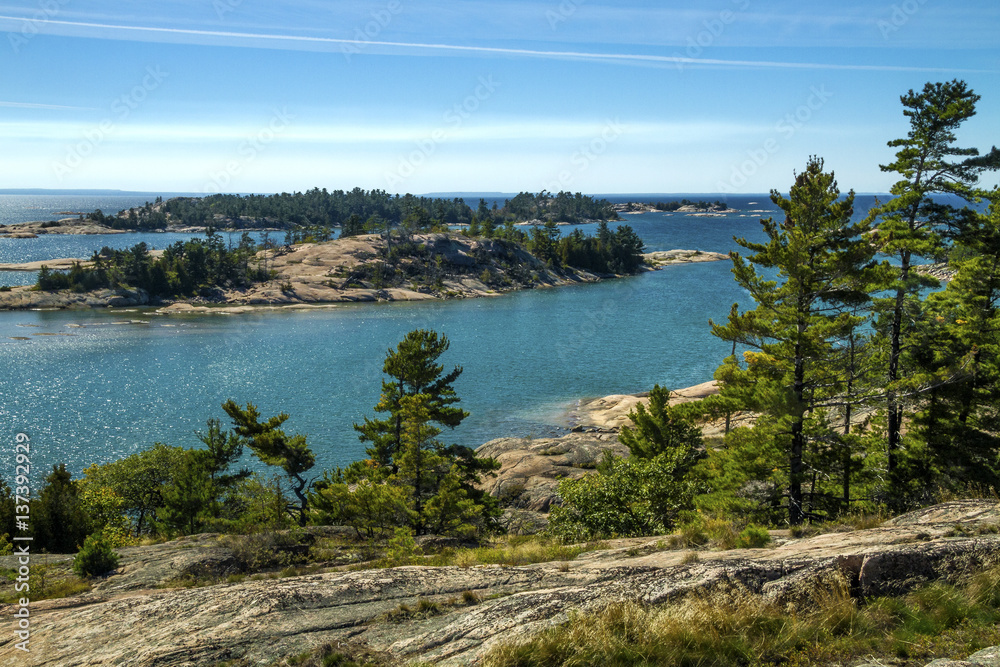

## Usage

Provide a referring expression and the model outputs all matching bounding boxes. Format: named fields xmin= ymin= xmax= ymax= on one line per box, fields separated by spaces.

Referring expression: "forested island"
xmin=0 ymin=189 xmax=619 ymax=238
xmin=0 ymin=215 xmax=713 ymax=310
xmin=4 ymin=79 xmax=1000 ymax=667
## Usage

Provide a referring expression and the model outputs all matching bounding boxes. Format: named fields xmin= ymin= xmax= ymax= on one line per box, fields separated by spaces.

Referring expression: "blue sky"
xmin=0 ymin=0 xmax=997 ymax=194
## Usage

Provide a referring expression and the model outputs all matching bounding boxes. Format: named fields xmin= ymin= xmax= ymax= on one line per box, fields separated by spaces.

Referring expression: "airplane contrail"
xmin=0 ymin=101 xmax=97 ymax=111
xmin=0 ymin=14 xmax=989 ymax=73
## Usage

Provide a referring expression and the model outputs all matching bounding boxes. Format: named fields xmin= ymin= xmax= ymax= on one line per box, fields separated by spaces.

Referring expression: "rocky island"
xmin=0 ymin=232 xmax=726 ymax=312
xmin=614 ymin=198 xmax=732 ymax=216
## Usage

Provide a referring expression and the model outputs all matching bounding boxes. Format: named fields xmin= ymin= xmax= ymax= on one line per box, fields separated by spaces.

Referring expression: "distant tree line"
xmin=492 ymin=191 xmax=619 ymax=224
xmin=509 ymin=221 xmax=646 ymax=274
xmin=88 ymin=189 xmax=619 ymax=238
xmin=89 ymin=196 xmax=168 ymax=230
xmin=653 ymin=199 xmax=728 ymax=211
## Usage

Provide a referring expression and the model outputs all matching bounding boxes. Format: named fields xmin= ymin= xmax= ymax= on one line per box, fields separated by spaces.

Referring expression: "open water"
xmin=0 ymin=193 xmax=886 ymax=476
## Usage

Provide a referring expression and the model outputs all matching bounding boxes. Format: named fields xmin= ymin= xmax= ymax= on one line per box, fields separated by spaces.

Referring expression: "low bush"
xmin=72 ymin=533 xmax=120 ymax=578
xmin=735 ymin=524 xmax=772 ymax=549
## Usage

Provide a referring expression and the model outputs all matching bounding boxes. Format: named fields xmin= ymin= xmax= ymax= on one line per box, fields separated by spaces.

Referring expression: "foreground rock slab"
xmin=3 ymin=500 xmax=1000 ymax=666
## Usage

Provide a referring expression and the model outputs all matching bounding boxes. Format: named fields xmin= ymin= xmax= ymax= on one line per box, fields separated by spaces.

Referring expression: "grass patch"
xmin=482 ymin=565 xmax=1000 ymax=667
xmin=342 ymin=535 xmax=608 ymax=572
xmin=789 ymin=511 xmax=888 ymax=539
xmin=278 ymin=640 xmax=395 ymax=666
xmin=381 ymin=597 xmax=443 ymax=623
xmin=426 ymin=536 xmax=606 ymax=568
xmin=0 ymin=564 xmax=91 ymax=603
xmin=381 ymin=591 xmax=485 ymax=624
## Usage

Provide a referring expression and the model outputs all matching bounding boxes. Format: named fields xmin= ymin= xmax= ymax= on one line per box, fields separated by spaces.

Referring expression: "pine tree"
xmin=354 ymin=330 xmax=468 ymax=471
xmin=902 ymin=190 xmax=1000 ymax=493
xmin=348 ymin=329 xmax=499 ymax=536
xmin=619 ymin=385 xmax=703 ymax=462
xmin=394 ymin=394 xmax=449 ymax=534
xmin=710 ymin=157 xmax=873 ymax=524
xmin=340 ymin=213 xmax=365 ymax=237
xmin=197 ymin=418 xmax=249 ymax=489
xmin=868 ymin=80 xmax=1000 ymax=483
xmin=221 ymin=401 xmax=316 ymax=526
xmin=35 ymin=465 xmax=91 ymax=553
xmin=158 ymin=452 xmax=216 ymax=535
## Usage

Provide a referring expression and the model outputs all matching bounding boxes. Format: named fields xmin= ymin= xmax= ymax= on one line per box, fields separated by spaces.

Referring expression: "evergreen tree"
xmin=345 ymin=329 xmax=499 ymax=537
xmin=158 ymin=452 xmax=216 ymax=535
xmin=619 ymin=385 xmax=703 ymax=463
xmin=35 ymin=465 xmax=91 ymax=553
xmin=354 ymin=330 xmax=468 ymax=471
xmin=340 ymin=213 xmax=365 ymax=237
xmin=710 ymin=157 xmax=873 ymax=524
xmin=394 ymin=394 xmax=450 ymax=534
xmin=221 ymin=400 xmax=316 ymax=526
xmin=902 ymin=191 xmax=1000 ymax=493
xmin=197 ymin=418 xmax=249 ymax=489
xmin=868 ymin=79 xmax=1000 ymax=484
xmin=610 ymin=225 xmax=646 ymax=274
xmin=481 ymin=214 xmax=496 ymax=239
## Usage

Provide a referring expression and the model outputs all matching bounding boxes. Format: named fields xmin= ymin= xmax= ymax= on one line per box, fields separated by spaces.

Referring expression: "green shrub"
xmin=735 ymin=524 xmax=772 ymax=549
xmin=384 ymin=527 xmax=418 ymax=566
xmin=548 ymin=451 xmax=699 ymax=540
xmin=72 ymin=533 xmax=120 ymax=578
xmin=222 ymin=531 xmax=297 ymax=572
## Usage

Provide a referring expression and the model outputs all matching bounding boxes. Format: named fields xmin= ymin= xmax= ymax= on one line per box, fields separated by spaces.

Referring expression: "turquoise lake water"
xmin=0 ymin=193 xmax=890 ymax=477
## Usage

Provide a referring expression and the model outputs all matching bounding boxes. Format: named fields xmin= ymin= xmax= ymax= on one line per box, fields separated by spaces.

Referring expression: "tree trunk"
xmin=886 ymin=249 xmax=910 ymax=480
xmin=790 ymin=345 xmax=806 ymax=526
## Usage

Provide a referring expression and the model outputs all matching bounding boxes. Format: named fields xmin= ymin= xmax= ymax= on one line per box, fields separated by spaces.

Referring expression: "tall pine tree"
xmin=902 ymin=190 xmax=1000 ymax=494
xmin=711 ymin=157 xmax=873 ymax=524
xmin=868 ymin=80 xmax=1000 ymax=486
